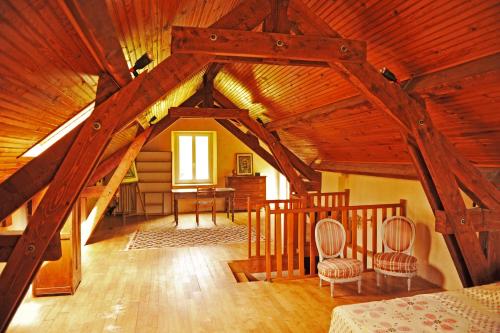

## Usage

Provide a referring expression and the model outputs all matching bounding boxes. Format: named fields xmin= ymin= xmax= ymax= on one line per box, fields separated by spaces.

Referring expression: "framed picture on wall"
xmin=236 ymin=153 xmax=253 ymax=175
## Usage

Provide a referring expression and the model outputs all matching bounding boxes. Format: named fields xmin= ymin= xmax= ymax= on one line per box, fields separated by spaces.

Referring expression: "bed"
xmin=330 ymin=283 xmax=500 ymax=333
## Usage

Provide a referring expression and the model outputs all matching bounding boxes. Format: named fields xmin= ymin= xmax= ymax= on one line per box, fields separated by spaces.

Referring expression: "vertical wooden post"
xmin=247 ymin=197 xmax=252 ymax=258
xmin=265 ymin=205 xmax=271 ymax=281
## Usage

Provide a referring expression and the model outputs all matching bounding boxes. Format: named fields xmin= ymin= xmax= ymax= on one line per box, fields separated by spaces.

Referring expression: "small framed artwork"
xmin=236 ymin=153 xmax=253 ymax=175
xmin=122 ymin=161 xmax=139 ymax=183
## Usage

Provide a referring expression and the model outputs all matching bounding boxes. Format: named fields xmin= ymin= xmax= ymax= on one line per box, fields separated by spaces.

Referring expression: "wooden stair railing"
xmin=262 ymin=200 xmax=407 ymax=281
xmin=247 ymin=190 xmax=351 ymax=259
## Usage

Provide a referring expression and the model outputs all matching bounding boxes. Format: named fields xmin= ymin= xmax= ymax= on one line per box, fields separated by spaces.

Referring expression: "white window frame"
xmin=172 ymin=131 xmax=217 ymax=185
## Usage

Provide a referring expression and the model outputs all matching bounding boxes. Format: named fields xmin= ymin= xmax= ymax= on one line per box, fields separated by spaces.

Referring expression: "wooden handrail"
xmin=261 ymin=199 xmax=407 ymax=281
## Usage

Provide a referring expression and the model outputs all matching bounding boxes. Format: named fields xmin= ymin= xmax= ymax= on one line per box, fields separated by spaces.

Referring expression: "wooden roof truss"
xmin=0 ymin=0 xmax=499 ymax=329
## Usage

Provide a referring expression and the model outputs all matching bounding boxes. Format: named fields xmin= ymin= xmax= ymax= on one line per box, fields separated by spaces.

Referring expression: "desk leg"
xmin=231 ymin=194 xmax=234 ymax=222
xmin=174 ymin=198 xmax=178 ymax=226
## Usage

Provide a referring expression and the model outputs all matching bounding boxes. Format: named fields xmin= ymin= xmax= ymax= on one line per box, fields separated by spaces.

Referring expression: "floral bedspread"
xmin=330 ymin=283 xmax=500 ymax=333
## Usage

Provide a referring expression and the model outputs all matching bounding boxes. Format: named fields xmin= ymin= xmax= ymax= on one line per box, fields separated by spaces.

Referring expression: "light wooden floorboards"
xmin=5 ymin=213 xmax=440 ymax=332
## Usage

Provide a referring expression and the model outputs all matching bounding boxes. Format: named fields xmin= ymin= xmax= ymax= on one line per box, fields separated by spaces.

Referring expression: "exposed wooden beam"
xmin=317 ymin=161 xmax=499 ymax=184
xmin=266 ymin=96 xmax=368 ymax=131
xmin=0 ymin=232 xmax=61 ymax=263
xmin=237 ymin=113 xmax=308 ymax=195
xmin=263 ymin=0 xmax=290 ymax=33
xmin=169 ymin=107 xmax=248 ymax=119
xmin=436 ymin=209 xmax=500 ymax=234
xmin=289 ymin=0 xmax=493 ymax=285
xmin=80 ymin=185 xmax=105 ymax=198
xmin=216 ymin=119 xmax=283 ymax=173
xmin=59 ymin=0 xmax=131 ymax=87
xmin=0 ymin=72 xmax=145 ymax=331
xmin=213 ymin=55 xmax=329 ymax=68
xmin=83 ymin=127 xmax=152 ymax=245
xmin=266 ymin=53 xmax=500 ymax=131
xmin=171 ymin=27 xmax=366 ymax=63
xmin=0 ymin=0 xmax=271 ymax=223
xmin=282 ymin=146 xmax=320 ymax=181
xmin=405 ymin=52 xmax=500 ymax=97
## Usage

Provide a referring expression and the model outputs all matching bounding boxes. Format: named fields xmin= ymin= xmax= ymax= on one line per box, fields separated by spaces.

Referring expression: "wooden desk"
xmin=172 ymin=188 xmax=235 ymax=225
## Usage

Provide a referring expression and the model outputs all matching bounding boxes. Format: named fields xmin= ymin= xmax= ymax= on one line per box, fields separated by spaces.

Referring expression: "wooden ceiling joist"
xmin=288 ymin=0 xmax=497 ymax=285
xmin=0 ymin=72 xmax=146 ymax=332
xmin=171 ymin=27 xmax=366 ymax=63
xmin=169 ymin=107 xmax=248 ymax=119
xmin=0 ymin=0 xmax=271 ymax=224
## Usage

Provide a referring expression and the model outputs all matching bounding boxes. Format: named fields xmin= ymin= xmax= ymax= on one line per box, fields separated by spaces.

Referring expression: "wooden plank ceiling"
xmin=0 ymin=0 xmax=498 ymax=183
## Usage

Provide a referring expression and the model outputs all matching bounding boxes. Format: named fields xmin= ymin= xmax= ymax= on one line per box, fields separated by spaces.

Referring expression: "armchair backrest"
xmin=315 ymin=218 xmax=346 ymax=261
xmin=381 ymin=216 xmax=415 ymax=254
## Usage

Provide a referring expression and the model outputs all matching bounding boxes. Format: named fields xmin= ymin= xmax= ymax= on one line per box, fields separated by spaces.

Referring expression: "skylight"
xmin=21 ymin=102 xmax=95 ymax=158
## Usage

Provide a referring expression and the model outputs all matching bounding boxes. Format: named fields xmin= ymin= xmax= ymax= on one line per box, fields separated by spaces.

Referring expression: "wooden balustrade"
xmin=262 ymin=199 xmax=407 ymax=281
xmin=246 ymin=190 xmax=350 ymax=258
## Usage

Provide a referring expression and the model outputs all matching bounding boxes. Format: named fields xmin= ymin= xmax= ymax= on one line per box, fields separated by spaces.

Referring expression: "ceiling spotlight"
xmin=380 ymin=67 xmax=398 ymax=83
xmin=149 ymin=115 xmax=157 ymax=124
xmin=130 ymin=52 xmax=153 ymax=77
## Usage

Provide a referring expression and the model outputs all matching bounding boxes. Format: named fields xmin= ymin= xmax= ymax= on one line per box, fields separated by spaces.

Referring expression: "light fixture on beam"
xmin=130 ymin=53 xmax=153 ymax=77
xmin=380 ymin=67 xmax=398 ymax=83
xmin=149 ymin=115 xmax=158 ymax=125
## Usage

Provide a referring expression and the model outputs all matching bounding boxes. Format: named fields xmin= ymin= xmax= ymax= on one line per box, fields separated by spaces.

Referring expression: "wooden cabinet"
xmin=225 ymin=176 xmax=266 ymax=211
xmin=32 ymin=204 xmax=81 ymax=296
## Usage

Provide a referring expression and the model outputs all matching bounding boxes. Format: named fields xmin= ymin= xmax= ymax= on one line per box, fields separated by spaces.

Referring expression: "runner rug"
xmin=125 ymin=225 xmax=264 ymax=250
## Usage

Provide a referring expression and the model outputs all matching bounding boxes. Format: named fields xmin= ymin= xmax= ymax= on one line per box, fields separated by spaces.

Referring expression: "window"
xmin=172 ymin=131 xmax=216 ymax=185
xmin=22 ymin=102 xmax=95 ymax=157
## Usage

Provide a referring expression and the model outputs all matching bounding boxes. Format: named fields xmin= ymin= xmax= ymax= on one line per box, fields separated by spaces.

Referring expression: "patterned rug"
xmin=125 ymin=225 xmax=264 ymax=250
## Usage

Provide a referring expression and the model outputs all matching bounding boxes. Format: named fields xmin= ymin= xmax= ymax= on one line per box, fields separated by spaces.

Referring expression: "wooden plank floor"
xmin=4 ymin=213 xmax=441 ymax=332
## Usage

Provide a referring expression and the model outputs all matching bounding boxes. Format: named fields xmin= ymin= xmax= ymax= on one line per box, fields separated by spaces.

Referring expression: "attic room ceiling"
xmin=0 ymin=0 xmax=498 ymax=183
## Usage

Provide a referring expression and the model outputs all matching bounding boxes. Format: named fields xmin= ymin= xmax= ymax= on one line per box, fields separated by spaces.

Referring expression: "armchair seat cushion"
xmin=318 ymin=258 xmax=362 ymax=279
xmin=374 ymin=252 xmax=417 ymax=273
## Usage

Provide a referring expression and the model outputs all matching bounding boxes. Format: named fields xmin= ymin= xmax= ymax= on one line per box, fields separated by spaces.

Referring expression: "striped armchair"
xmin=315 ymin=218 xmax=362 ymax=297
xmin=374 ymin=216 xmax=417 ymax=291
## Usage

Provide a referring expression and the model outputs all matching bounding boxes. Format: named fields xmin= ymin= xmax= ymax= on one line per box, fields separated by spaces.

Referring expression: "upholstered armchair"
xmin=315 ymin=218 xmax=363 ymax=297
xmin=374 ymin=216 xmax=417 ymax=291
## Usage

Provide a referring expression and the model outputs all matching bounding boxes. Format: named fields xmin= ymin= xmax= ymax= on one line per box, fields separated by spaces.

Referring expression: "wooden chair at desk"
xmin=195 ymin=187 xmax=216 ymax=226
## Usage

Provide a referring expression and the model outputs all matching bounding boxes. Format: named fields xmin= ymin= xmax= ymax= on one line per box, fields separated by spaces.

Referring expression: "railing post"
xmin=247 ymin=197 xmax=252 ymax=258
xmin=400 ymin=199 xmax=407 ymax=216
xmin=345 ymin=189 xmax=350 ymax=207
xmin=265 ymin=205 xmax=271 ymax=281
